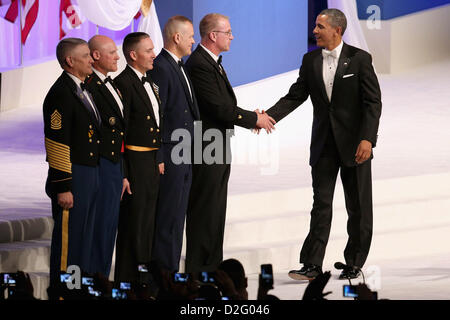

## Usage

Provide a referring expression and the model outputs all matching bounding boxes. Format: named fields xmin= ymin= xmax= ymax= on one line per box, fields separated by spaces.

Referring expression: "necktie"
xmin=80 ymin=81 xmax=88 ymax=92
xmin=142 ymin=76 xmax=150 ymax=85
xmin=178 ymin=59 xmax=184 ymax=68
xmin=322 ymin=49 xmax=337 ymax=59
xmin=104 ymin=76 xmax=114 ymax=85
xmin=217 ymin=55 xmax=222 ymax=65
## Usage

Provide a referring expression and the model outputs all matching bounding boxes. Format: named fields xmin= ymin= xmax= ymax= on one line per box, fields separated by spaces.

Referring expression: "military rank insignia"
xmin=152 ymin=83 xmax=161 ymax=104
xmin=88 ymin=129 xmax=94 ymax=138
xmin=109 ymin=117 xmax=116 ymax=126
xmin=51 ymin=110 xmax=62 ymax=130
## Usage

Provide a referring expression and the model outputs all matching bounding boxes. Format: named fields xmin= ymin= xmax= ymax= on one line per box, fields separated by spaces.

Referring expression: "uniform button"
xmin=156 ymin=129 xmax=160 ymax=133
xmin=238 ymin=115 xmax=242 ymax=119
xmin=185 ymin=110 xmax=188 ymax=113
xmin=120 ymin=132 xmax=124 ymax=136
xmin=150 ymin=128 xmax=154 ymax=132
xmin=153 ymin=139 xmax=156 ymax=143
xmin=97 ymin=140 xmax=100 ymax=144
xmin=184 ymin=123 xmax=187 ymax=126
xmin=89 ymin=139 xmax=92 ymax=143
xmin=111 ymin=152 xmax=115 ymax=156
xmin=112 ymin=140 xmax=115 ymax=144
xmin=147 ymin=115 xmax=151 ymax=120
xmin=89 ymin=125 xmax=93 ymax=129
xmin=112 ymin=129 xmax=116 ymax=133
xmin=90 ymin=152 xmax=93 ymax=157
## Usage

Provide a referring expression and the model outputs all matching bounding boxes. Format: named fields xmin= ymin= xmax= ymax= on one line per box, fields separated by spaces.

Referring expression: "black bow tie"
xmin=142 ymin=76 xmax=150 ymax=85
xmin=104 ymin=76 xmax=113 ymax=85
xmin=217 ymin=55 xmax=222 ymax=65
xmin=178 ymin=59 xmax=184 ymax=68
xmin=80 ymin=81 xmax=88 ymax=91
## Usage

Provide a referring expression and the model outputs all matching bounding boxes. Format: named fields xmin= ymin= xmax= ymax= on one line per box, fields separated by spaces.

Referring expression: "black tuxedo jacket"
xmin=185 ymin=45 xmax=257 ymax=136
xmin=86 ymin=72 xmax=127 ymax=163
xmin=149 ymin=49 xmax=200 ymax=164
xmin=266 ymin=43 xmax=382 ymax=167
xmin=114 ymin=65 xmax=162 ymax=150
xmin=43 ymin=71 xmax=101 ymax=194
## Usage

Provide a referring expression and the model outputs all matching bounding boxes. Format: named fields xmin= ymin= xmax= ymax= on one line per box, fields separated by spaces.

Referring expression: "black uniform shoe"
xmin=338 ymin=266 xmax=361 ymax=280
xmin=288 ymin=264 xmax=323 ymax=281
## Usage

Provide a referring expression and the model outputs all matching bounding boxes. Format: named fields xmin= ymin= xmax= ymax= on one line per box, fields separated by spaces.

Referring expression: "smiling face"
xmin=313 ymin=14 xmax=342 ymax=51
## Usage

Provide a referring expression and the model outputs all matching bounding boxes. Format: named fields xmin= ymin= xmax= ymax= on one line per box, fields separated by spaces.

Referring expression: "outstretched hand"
xmin=254 ymin=109 xmax=276 ymax=134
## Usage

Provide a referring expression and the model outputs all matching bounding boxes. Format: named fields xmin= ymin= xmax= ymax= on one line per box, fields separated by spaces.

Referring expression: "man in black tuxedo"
xmin=266 ymin=9 xmax=382 ymax=280
xmin=149 ymin=16 xmax=200 ymax=272
xmin=43 ymin=38 xmax=101 ymax=287
xmin=184 ymin=13 xmax=276 ymax=273
xmin=113 ymin=32 xmax=161 ymax=283
xmin=86 ymin=35 xmax=128 ymax=278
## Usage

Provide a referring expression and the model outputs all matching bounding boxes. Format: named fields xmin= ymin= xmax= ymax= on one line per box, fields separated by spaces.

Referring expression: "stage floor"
xmin=1 ymin=58 xmax=449 ymax=300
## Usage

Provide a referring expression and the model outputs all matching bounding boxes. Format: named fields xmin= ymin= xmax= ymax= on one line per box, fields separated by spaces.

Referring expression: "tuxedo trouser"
xmin=114 ymin=150 xmax=159 ymax=283
xmin=152 ymin=145 xmax=192 ymax=271
xmin=300 ymin=137 xmax=373 ymax=268
xmin=185 ymin=162 xmax=231 ymax=273
xmin=89 ymin=156 xmax=122 ymax=277
xmin=49 ymin=164 xmax=99 ymax=286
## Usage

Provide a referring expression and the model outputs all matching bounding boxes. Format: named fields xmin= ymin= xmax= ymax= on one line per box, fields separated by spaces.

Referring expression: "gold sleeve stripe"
xmin=60 ymin=209 xmax=69 ymax=271
xmin=45 ymin=138 xmax=72 ymax=174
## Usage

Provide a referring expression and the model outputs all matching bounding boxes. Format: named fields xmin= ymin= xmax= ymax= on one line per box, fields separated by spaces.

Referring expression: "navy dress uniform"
xmin=44 ymin=71 xmax=102 ymax=284
xmin=113 ymin=65 xmax=162 ymax=283
xmin=85 ymin=69 xmax=127 ymax=277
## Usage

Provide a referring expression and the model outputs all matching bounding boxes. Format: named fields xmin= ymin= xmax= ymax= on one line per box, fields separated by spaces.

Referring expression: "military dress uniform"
xmin=113 ymin=65 xmax=162 ymax=283
xmin=44 ymin=72 xmax=102 ymax=285
xmin=85 ymin=69 xmax=127 ymax=277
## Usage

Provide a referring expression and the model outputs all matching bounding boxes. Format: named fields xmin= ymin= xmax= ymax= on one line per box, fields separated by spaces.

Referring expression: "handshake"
xmin=254 ymin=109 xmax=276 ymax=134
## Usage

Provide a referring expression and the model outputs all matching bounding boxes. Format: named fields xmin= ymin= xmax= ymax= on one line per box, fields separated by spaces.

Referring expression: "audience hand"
xmin=121 ymin=178 xmax=132 ymax=200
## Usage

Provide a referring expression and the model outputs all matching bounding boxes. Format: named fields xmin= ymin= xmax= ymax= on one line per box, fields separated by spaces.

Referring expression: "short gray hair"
xmin=320 ymin=8 xmax=347 ymax=36
xmin=163 ymin=15 xmax=193 ymax=43
xmin=56 ymin=38 xmax=87 ymax=68
xmin=199 ymin=13 xmax=229 ymax=39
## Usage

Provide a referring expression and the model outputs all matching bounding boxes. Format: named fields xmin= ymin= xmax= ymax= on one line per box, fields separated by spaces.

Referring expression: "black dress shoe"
xmin=288 ymin=264 xmax=323 ymax=281
xmin=338 ymin=267 xmax=361 ymax=280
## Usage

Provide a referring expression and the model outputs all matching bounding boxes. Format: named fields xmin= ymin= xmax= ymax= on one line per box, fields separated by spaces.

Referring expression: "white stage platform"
xmin=0 ymin=58 xmax=449 ymax=300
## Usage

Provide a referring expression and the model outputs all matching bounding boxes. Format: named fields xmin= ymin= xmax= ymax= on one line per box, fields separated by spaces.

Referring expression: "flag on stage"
xmin=1 ymin=0 xmax=39 ymax=44
xmin=138 ymin=0 xmax=163 ymax=56
xmin=59 ymin=0 xmax=82 ymax=39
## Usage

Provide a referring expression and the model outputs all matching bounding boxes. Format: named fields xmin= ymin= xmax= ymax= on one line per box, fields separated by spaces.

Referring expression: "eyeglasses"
xmin=213 ymin=30 xmax=233 ymax=37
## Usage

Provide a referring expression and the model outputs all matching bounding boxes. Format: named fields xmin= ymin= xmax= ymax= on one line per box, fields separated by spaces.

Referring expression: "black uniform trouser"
xmin=114 ymin=150 xmax=159 ymax=283
xmin=185 ymin=162 xmax=231 ymax=273
xmin=300 ymin=132 xmax=373 ymax=268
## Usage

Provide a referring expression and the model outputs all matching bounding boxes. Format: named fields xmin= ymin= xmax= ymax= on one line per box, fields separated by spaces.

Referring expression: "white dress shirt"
xmin=322 ymin=41 xmax=343 ymax=102
xmin=200 ymin=44 xmax=224 ymax=73
xmin=128 ymin=65 xmax=160 ymax=126
xmin=163 ymin=48 xmax=193 ymax=100
xmin=92 ymin=68 xmax=124 ymax=117
xmin=66 ymin=71 xmax=100 ymax=121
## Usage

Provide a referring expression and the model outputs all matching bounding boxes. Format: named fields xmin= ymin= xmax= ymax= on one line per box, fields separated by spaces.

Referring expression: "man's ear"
xmin=174 ymin=32 xmax=181 ymax=45
xmin=91 ymin=50 xmax=101 ymax=61
xmin=65 ymin=56 xmax=74 ymax=68
xmin=208 ymin=31 xmax=216 ymax=43
xmin=129 ymin=50 xmax=137 ymax=62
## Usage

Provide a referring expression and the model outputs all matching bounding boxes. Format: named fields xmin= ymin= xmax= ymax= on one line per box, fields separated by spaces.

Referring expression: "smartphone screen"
xmin=343 ymin=285 xmax=358 ymax=298
xmin=174 ymin=273 xmax=189 ymax=283
xmin=200 ymin=271 xmax=215 ymax=283
xmin=120 ymin=282 xmax=131 ymax=290
xmin=261 ymin=264 xmax=273 ymax=286
xmin=138 ymin=264 xmax=149 ymax=273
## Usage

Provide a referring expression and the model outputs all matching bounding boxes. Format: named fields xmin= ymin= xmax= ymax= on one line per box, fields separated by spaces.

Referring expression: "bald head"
xmin=88 ymin=35 xmax=120 ymax=75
